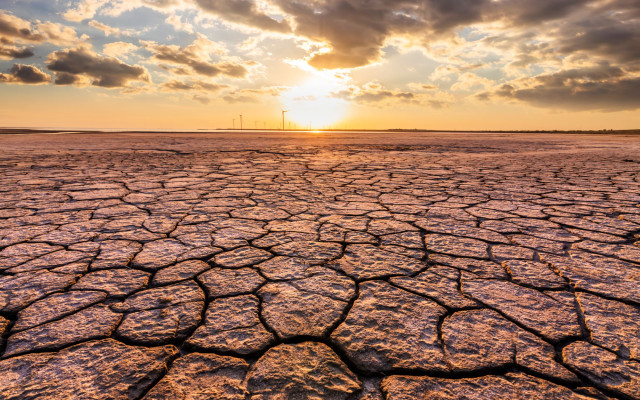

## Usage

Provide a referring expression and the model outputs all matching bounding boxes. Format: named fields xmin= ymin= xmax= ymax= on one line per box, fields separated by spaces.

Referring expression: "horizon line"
xmin=1 ymin=128 xmax=640 ymax=135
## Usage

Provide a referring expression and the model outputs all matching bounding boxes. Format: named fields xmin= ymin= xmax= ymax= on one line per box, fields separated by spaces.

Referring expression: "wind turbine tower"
xmin=282 ymin=110 xmax=288 ymax=131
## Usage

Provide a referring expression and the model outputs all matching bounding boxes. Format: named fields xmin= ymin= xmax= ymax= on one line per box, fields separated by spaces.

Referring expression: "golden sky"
xmin=1 ymin=0 xmax=639 ymax=130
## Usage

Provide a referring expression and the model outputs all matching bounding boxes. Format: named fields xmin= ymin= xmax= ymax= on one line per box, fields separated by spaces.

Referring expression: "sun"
xmin=280 ymin=76 xmax=349 ymax=129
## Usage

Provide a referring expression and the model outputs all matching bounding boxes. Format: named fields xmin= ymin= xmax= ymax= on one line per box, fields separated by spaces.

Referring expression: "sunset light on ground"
xmin=1 ymin=2 xmax=640 ymax=399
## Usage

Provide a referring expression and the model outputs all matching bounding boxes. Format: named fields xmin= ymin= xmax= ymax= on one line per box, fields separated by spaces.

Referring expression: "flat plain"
xmin=0 ymin=131 xmax=639 ymax=399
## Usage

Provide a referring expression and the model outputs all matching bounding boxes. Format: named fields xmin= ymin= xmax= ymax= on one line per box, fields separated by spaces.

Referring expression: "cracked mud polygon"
xmin=1 ymin=131 xmax=639 ymax=399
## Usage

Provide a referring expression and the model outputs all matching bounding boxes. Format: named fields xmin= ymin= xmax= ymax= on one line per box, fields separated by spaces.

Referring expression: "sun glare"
xmin=280 ymin=76 xmax=349 ymax=129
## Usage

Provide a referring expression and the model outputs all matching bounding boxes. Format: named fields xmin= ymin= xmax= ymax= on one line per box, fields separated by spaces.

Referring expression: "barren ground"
xmin=1 ymin=131 xmax=639 ymax=399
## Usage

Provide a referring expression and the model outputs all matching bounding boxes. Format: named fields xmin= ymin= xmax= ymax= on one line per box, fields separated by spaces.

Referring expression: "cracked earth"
xmin=0 ymin=131 xmax=639 ymax=399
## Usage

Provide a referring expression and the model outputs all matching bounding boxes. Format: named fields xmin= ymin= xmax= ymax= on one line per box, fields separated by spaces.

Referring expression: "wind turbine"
xmin=239 ymin=115 xmax=243 ymax=131
xmin=282 ymin=110 xmax=288 ymax=131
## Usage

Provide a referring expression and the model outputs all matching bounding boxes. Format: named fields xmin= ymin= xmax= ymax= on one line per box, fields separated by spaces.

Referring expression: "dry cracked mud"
xmin=0 ymin=131 xmax=640 ymax=399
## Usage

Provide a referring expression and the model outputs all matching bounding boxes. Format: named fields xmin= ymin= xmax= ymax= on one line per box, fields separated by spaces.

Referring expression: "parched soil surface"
xmin=0 ymin=131 xmax=639 ymax=399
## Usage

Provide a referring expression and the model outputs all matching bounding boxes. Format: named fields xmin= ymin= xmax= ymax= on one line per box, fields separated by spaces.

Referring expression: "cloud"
xmin=222 ymin=0 xmax=635 ymax=75
xmin=0 ymin=40 xmax=34 ymax=60
xmin=355 ymin=90 xmax=416 ymax=103
xmin=143 ymin=34 xmax=255 ymax=78
xmin=160 ymin=78 xmax=232 ymax=105
xmin=46 ymin=47 xmax=150 ymax=88
xmin=498 ymin=0 xmax=588 ymax=25
xmin=37 ymin=22 xmax=86 ymax=46
xmin=333 ymin=82 xmax=414 ymax=104
xmin=3 ymin=1 xmax=639 ymax=114
xmin=479 ymin=1 xmax=640 ymax=72
xmin=165 ymin=14 xmax=194 ymax=33
xmin=0 ymin=11 xmax=44 ymax=42
xmin=258 ymin=0 xmax=600 ymax=70
xmin=88 ymin=20 xmax=123 ymax=37
xmin=408 ymin=83 xmax=438 ymax=91
xmin=62 ymin=0 xmax=185 ymax=21
xmin=53 ymin=1 xmax=640 ymax=78
xmin=63 ymin=0 xmax=109 ymax=22
xmin=556 ymin=19 xmax=640 ymax=66
xmin=0 ymin=64 xmax=51 ymax=84
xmin=100 ymin=0 xmax=185 ymax=17
xmin=482 ymin=63 xmax=640 ymax=111
xmin=53 ymin=1 xmax=640 ymax=79
xmin=223 ymin=93 xmax=260 ymax=103
xmin=333 ymin=81 xmax=453 ymax=108
xmin=450 ymin=72 xmax=493 ymax=92
xmin=0 ymin=11 xmax=84 ymax=46
xmin=102 ymin=41 xmax=139 ymax=58
xmin=430 ymin=64 xmax=484 ymax=82
xmin=223 ymin=86 xmax=283 ymax=103
xmin=161 ymin=79 xmax=228 ymax=92
xmin=272 ymin=0 xmax=396 ymax=69
xmin=0 ymin=13 xmax=47 ymax=60
xmin=192 ymin=94 xmax=210 ymax=104
xmin=194 ymin=0 xmax=290 ymax=33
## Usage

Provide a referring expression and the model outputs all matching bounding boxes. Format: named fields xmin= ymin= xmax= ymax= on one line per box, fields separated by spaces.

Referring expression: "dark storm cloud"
xmin=195 ymin=0 xmax=291 ymax=33
xmin=143 ymin=38 xmax=254 ymax=78
xmin=0 ymin=64 xmax=51 ymax=84
xmin=484 ymin=64 xmax=640 ymax=111
xmin=46 ymin=47 xmax=150 ymax=88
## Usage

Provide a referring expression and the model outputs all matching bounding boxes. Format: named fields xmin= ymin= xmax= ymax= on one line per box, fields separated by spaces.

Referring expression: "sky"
xmin=0 ymin=0 xmax=639 ymax=130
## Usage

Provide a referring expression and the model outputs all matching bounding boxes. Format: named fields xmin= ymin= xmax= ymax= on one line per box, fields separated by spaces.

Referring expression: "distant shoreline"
xmin=0 ymin=128 xmax=639 ymax=135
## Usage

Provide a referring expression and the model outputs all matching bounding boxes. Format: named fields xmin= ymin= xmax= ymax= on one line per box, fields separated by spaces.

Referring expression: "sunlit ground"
xmin=280 ymin=76 xmax=349 ymax=130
